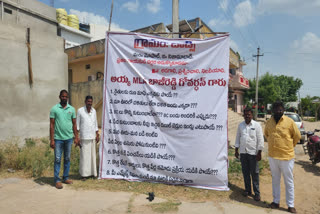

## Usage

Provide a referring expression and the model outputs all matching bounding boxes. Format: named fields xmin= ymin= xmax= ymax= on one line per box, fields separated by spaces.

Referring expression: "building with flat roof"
xmin=65 ymin=17 xmax=250 ymax=128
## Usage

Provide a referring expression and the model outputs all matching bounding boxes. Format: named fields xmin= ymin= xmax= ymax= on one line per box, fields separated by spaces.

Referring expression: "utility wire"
xmin=215 ymin=0 xmax=255 ymax=56
xmin=229 ymin=0 xmax=260 ymax=47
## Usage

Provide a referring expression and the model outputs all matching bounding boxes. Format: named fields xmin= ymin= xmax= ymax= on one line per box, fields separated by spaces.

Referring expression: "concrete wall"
xmin=3 ymin=0 xmax=56 ymax=19
xmin=1 ymin=0 xmax=57 ymax=34
xmin=69 ymin=56 xmax=104 ymax=83
xmin=90 ymin=24 xmax=108 ymax=42
xmin=61 ymin=29 xmax=91 ymax=48
xmin=229 ymin=91 xmax=245 ymax=114
xmin=0 ymin=21 xmax=67 ymax=142
xmin=70 ymin=80 xmax=103 ymax=127
xmin=58 ymin=23 xmax=92 ymax=48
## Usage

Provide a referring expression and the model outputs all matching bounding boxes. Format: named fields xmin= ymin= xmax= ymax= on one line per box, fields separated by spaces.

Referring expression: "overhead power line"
xmin=253 ymin=47 xmax=264 ymax=119
xmin=214 ymin=0 xmax=258 ymax=57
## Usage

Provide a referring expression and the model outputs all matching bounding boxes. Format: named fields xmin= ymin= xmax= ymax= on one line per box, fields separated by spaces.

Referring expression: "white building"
xmin=58 ymin=23 xmax=92 ymax=48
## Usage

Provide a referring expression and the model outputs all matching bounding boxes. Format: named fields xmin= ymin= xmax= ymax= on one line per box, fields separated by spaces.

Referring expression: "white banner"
xmin=99 ymin=32 xmax=230 ymax=190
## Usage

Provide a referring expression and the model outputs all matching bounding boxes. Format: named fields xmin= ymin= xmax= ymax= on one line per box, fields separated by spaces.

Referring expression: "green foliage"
xmin=15 ymin=143 xmax=54 ymax=177
xmin=301 ymin=96 xmax=320 ymax=118
xmin=25 ymin=138 xmax=36 ymax=147
xmin=70 ymin=146 xmax=80 ymax=173
xmin=306 ymin=118 xmax=316 ymax=122
xmin=41 ymin=137 xmax=49 ymax=144
xmin=0 ymin=139 xmax=80 ymax=177
xmin=275 ymin=75 xmax=302 ymax=102
xmin=148 ymin=201 xmax=182 ymax=213
xmin=258 ymin=159 xmax=269 ymax=175
xmin=0 ymin=141 xmax=21 ymax=169
xmin=228 ymin=158 xmax=242 ymax=174
xmin=0 ymin=148 xmax=3 ymax=168
xmin=228 ymin=148 xmax=269 ymax=175
xmin=244 ymin=73 xmax=303 ymax=106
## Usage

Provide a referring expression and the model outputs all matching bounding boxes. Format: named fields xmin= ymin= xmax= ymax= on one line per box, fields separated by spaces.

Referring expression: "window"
xmin=85 ymin=64 xmax=90 ymax=69
xmin=4 ymin=8 xmax=12 ymax=14
xmin=68 ymin=69 xmax=73 ymax=84
xmin=285 ymin=113 xmax=301 ymax=122
xmin=229 ymin=68 xmax=236 ymax=75
xmin=88 ymin=75 xmax=95 ymax=81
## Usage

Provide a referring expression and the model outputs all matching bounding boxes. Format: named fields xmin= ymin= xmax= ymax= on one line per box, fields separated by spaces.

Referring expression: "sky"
xmin=39 ymin=0 xmax=320 ymax=98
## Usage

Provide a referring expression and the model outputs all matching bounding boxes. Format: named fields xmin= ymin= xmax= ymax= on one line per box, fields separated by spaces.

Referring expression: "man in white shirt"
xmin=235 ymin=107 xmax=264 ymax=201
xmin=76 ymin=96 xmax=99 ymax=180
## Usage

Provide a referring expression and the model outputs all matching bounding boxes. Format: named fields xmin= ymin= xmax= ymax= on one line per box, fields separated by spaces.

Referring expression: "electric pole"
xmin=298 ymin=91 xmax=303 ymax=119
xmin=108 ymin=0 xmax=114 ymax=32
xmin=253 ymin=47 xmax=263 ymax=119
xmin=172 ymin=0 xmax=179 ymax=38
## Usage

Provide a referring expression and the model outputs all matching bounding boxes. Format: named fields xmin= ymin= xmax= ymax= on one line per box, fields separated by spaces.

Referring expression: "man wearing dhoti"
xmin=76 ymin=95 xmax=99 ymax=180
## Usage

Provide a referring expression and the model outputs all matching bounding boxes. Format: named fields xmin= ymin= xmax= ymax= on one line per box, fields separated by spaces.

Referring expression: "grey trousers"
xmin=240 ymin=153 xmax=260 ymax=196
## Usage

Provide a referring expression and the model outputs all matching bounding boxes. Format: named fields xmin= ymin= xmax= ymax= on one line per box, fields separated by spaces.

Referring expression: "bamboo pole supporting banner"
xmin=26 ymin=28 xmax=33 ymax=87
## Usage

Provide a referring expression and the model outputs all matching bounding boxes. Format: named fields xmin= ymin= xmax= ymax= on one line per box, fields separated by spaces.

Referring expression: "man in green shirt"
xmin=50 ymin=90 xmax=79 ymax=189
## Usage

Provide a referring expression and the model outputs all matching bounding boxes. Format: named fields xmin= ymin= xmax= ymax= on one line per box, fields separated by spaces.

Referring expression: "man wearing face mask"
xmin=235 ymin=107 xmax=264 ymax=201
xmin=264 ymin=101 xmax=301 ymax=213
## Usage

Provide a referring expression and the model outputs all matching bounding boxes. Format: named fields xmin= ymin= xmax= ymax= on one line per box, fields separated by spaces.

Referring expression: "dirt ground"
xmin=0 ymin=121 xmax=319 ymax=214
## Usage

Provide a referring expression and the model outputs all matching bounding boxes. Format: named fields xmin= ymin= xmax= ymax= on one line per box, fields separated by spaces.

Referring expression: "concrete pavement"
xmin=0 ymin=178 xmax=287 ymax=214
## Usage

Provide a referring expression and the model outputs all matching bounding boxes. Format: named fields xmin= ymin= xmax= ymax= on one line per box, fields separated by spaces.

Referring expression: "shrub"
xmin=0 ymin=140 xmax=20 ymax=169
xmin=306 ymin=118 xmax=316 ymax=122
xmin=0 ymin=138 xmax=82 ymax=177
xmin=70 ymin=146 xmax=80 ymax=174
xmin=25 ymin=138 xmax=36 ymax=147
xmin=228 ymin=158 xmax=242 ymax=174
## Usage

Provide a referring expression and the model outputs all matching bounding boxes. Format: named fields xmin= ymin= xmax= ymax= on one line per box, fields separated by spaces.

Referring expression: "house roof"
xmin=131 ymin=23 xmax=167 ymax=34
xmin=166 ymin=17 xmax=215 ymax=34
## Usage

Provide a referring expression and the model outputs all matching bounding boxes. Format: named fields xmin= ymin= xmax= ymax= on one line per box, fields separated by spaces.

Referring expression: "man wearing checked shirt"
xmin=235 ymin=107 xmax=264 ymax=202
xmin=265 ymin=101 xmax=300 ymax=213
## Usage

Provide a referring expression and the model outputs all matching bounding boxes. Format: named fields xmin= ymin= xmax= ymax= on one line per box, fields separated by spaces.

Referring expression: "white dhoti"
xmin=79 ymin=139 xmax=97 ymax=177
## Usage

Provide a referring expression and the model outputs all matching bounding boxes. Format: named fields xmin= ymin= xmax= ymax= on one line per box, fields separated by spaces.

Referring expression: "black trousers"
xmin=240 ymin=153 xmax=260 ymax=196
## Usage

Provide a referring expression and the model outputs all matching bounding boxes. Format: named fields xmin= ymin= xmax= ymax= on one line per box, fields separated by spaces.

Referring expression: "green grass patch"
xmin=0 ymin=138 xmax=80 ymax=177
xmin=228 ymin=148 xmax=234 ymax=157
xmin=25 ymin=138 xmax=36 ymax=147
xmin=228 ymin=158 xmax=242 ymax=174
xmin=148 ymin=201 xmax=181 ymax=213
xmin=259 ymin=159 xmax=270 ymax=175
xmin=71 ymin=178 xmax=229 ymax=202
xmin=0 ymin=139 xmax=271 ymax=204
xmin=306 ymin=118 xmax=316 ymax=122
xmin=228 ymin=147 xmax=270 ymax=175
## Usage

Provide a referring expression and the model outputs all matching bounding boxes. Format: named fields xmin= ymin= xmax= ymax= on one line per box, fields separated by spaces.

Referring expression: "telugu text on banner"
xmin=99 ymin=32 xmax=230 ymax=190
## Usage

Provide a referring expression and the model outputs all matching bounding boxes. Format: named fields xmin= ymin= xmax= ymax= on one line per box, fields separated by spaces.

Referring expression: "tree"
xmin=274 ymin=75 xmax=303 ymax=102
xmin=301 ymin=96 xmax=314 ymax=116
xmin=244 ymin=73 xmax=303 ymax=107
xmin=301 ymin=96 xmax=320 ymax=119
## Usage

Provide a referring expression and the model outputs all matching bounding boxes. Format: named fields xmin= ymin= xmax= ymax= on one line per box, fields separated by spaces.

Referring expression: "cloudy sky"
xmin=40 ymin=0 xmax=320 ymax=98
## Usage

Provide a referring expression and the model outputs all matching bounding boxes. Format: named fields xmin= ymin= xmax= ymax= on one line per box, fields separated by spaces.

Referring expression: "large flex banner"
xmin=99 ymin=32 xmax=230 ymax=190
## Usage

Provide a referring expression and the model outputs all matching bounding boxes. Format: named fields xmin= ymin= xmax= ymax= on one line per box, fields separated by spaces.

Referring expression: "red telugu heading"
xmin=134 ymin=39 xmax=196 ymax=52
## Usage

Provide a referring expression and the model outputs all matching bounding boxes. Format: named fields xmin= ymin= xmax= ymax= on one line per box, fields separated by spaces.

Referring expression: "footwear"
xmin=81 ymin=177 xmax=87 ymax=181
xmin=242 ymin=191 xmax=252 ymax=197
xmin=270 ymin=202 xmax=280 ymax=209
xmin=55 ymin=182 xmax=63 ymax=189
xmin=288 ymin=207 xmax=297 ymax=213
xmin=63 ymin=179 xmax=73 ymax=184
xmin=254 ymin=195 xmax=261 ymax=201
